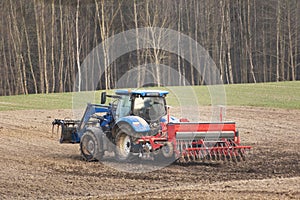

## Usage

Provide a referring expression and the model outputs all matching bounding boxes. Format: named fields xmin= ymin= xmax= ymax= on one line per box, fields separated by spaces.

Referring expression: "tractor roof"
xmin=115 ymin=89 xmax=168 ymax=97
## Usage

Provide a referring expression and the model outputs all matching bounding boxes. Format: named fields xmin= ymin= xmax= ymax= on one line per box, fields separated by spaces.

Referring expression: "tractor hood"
xmin=115 ymin=116 xmax=150 ymax=133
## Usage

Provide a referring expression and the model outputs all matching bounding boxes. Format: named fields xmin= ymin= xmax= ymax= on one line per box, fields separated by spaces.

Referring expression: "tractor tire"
xmin=115 ymin=125 xmax=136 ymax=162
xmin=80 ymin=129 xmax=103 ymax=161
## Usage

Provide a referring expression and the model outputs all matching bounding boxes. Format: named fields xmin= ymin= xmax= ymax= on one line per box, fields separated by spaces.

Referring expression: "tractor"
xmin=52 ymin=90 xmax=251 ymax=163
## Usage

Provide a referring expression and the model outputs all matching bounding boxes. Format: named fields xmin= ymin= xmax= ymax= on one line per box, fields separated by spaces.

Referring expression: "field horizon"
xmin=0 ymin=81 xmax=299 ymax=111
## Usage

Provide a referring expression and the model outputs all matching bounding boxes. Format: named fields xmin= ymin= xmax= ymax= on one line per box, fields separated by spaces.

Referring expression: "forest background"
xmin=0 ymin=0 xmax=299 ymax=96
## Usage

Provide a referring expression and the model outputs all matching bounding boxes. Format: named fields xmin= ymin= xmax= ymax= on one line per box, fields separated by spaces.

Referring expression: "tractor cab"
xmin=113 ymin=90 xmax=168 ymax=123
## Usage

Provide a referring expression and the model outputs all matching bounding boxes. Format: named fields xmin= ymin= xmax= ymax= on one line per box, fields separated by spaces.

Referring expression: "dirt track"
xmin=0 ymin=107 xmax=299 ymax=199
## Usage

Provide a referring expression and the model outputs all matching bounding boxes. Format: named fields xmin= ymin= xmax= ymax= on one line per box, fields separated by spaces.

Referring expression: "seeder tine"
xmin=206 ymin=150 xmax=211 ymax=161
xmin=221 ymin=149 xmax=226 ymax=161
xmin=226 ymin=154 xmax=231 ymax=161
xmin=224 ymin=148 xmax=230 ymax=161
xmin=185 ymin=155 xmax=191 ymax=162
xmin=201 ymin=150 xmax=206 ymax=162
xmin=239 ymin=149 xmax=246 ymax=161
xmin=195 ymin=150 xmax=200 ymax=160
xmin=210 ymin=150 xmax=216 ymax=161
xmin=193 ymin=151 xmax=197 ymax=161
xmin=183 ymin=152 xmax=190 ymax=163
xmin=213 ymin=151 xmax=218 ymax=161
xmin=217 ymin=149 xmax=221 ymax=161
xmin=179 ymin=154 xmax=186 ymax=164
xmin=199 ymin=150 xmax=205 ymax=161
xmin=230 ymin=149 xmax=236 ymax=163
xmin=231 ymin=154 xmax=237 ymax=163
xmin=233 ymin=149 xmax=240 ymax=162
xmin=220 ymin=155 xmax=225 ymax=162
xmin=216 ymin=150 xmax=221 ymax=161
xmin=190 ymin=151 xmax=196 ymax=161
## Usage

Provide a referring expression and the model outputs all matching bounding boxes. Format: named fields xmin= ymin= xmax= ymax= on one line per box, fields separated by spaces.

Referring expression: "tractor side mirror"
xmin=101 ymin=92 xmax=106 ymax=104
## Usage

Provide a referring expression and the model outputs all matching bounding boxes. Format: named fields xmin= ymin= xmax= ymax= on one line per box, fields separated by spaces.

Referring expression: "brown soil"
xmin=0 ymin=107 xmax=299 ymax=199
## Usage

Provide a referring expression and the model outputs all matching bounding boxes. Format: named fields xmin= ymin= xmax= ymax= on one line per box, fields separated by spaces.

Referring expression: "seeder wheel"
xmin=161 ymin=142 xmax=174 ymax=158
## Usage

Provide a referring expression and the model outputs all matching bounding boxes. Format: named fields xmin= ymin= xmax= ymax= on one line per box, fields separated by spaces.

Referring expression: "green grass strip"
xmin=0 ymin=81 xmax=299 ymax=111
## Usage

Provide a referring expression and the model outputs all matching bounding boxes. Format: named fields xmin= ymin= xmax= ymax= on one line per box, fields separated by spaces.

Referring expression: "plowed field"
xmin=0 ymin=107 xmax=299 ymax=199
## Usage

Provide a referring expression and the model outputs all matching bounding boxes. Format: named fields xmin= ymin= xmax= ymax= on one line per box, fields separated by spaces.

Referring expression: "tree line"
xmin=0 ymin=0 xmax=299 ymax=96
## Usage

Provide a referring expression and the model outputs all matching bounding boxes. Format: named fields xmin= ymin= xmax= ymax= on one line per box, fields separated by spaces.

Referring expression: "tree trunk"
xmin=276 ymin=1 xmax=281 ymax=82
xmin=262 ymin=28 xmax=267 ymax=82
xmin=41 ymin=0 xmax=48 ymax=93
xmin=134 ymin=0 xmax=141 ymax=88
xmin=76 ymin=0 xmax=81 ymax=91
xmin=51 ymin=0 xmax=56 ymax=92
xmin=280 ymin=21 xmax=285 ymax=81
xmin=9 ymin=0 xmax=25 ymax=94
xmin=2 ymin=37 xmax=11 ymax=95
xmin=96 ymin=0 xmax=109 ymax=90
xmin=34 ymin=0 xmax=44 ymax=93
xmin=288 ymin=1 xmax=295 ymax=81
xmin=185 ymin=0 xmax=194 ymax=85
xmin=23 ymin=7 xmax=37 ymax=94
xmin=219 ymin=0 xmax=225 ymax=83
xmin=239 ymin=1 xmax=248 ymax=83
xmin=225 ymin=1 xmax=234 ymax=83
xmin=177 ymin=1 xmax=182 ymax=85
xmin=247 ymin=0 xmax=256 ymax=83
xmin=295 ymin=1 xmax=299 ymax=80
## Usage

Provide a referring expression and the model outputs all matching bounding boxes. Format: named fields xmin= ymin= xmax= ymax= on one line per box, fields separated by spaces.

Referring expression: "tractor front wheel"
xmin=80 ymin=130 xmax=103 ymax=161
xmin=115 ymin=126 xmax=136 ymax=162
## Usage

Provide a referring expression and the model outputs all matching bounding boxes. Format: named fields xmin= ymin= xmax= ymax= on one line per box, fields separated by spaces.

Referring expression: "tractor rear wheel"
xmin=80 ymin=129 xmax=103 ymax=161
xmin=115 ymin=126 xmax=136 ymax=162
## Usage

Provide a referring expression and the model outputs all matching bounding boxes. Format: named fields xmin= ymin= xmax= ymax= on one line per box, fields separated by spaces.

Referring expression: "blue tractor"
xmin=52 ymin=90 xmax=173 ymax=161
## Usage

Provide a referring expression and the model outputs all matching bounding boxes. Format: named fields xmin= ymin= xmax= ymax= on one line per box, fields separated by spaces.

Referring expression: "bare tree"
xmin=95 ymin=0 xmax=121 ymax=90
xmin=247 ymin=0 xmax=256 ymax=83
xmin=276 ymin=0 xmax=281 ymax=82
xmin=75 ymin=0 xmax=81 ymax=91
xmin=9 ymin=0 xmax=26 ymax=94
xmin=225 ymin=0 xmax=234 ymax=83
xmin=133 ymin=0 xmax=141 ymax=87
xmin=51 ymin=0 xmax=56 ymax=92
xmin=41 ymin=0 xmax=48 ymax=93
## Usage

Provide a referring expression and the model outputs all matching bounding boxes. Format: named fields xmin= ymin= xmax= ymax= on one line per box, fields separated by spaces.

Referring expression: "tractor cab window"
xmin=115 ymin=95 xmax=131 ymax=119
xmin=133 ymin=96 xmax=166 ymax=122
